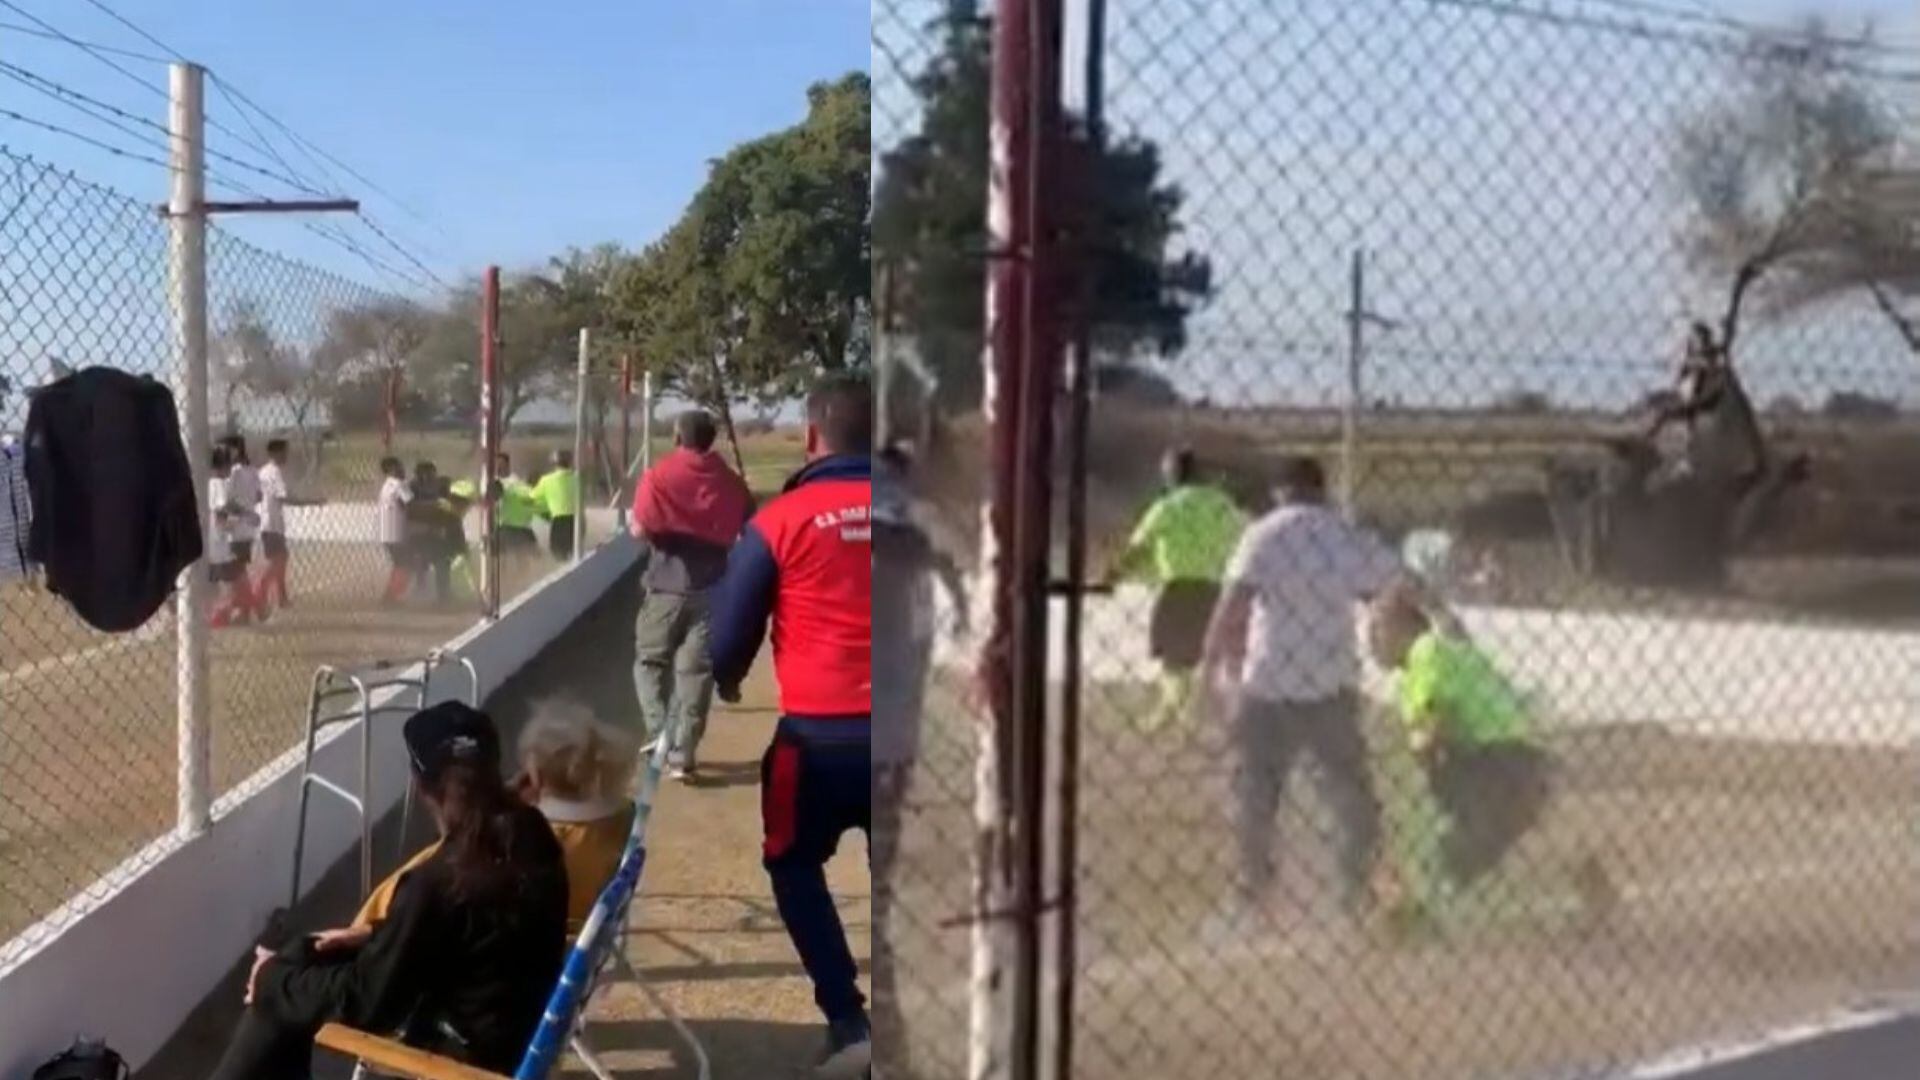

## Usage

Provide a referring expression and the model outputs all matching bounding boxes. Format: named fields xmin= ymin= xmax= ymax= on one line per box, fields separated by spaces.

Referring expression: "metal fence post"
xmin=168 ymin=60 xmax=212 ymax=839
xmin=573 ymin=327 xmax=591 ymax=561
xmin=479 ymin=266 xmax=501 ymax=618
xmin=641 ymin=367 xmax=655 ymax=473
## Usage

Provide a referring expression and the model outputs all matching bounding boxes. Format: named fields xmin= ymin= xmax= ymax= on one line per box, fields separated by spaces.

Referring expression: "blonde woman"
xmin=333 ymin=702 xmax=640 ymax=942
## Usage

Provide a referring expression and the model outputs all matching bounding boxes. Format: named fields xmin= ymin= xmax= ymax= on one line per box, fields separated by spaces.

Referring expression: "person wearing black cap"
xmin=208 ymin=702 xmax=569 ymax=1080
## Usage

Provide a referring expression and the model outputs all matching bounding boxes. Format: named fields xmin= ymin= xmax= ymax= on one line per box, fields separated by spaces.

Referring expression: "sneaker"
xmin=815 ymin=1016 xmax=872 ymax=1078
xmin=667 ymin=764 xmax=691 ymax=783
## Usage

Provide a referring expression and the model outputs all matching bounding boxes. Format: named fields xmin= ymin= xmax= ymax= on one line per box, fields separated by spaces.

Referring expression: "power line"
xmin=356 ymin=212 xmax=449 ymax=291
xmin=0 ymin=18 xmax=168 ymax=62
xmin=208 ymin=74 xmax=458 ymax=251
xmin=208 ymin=78 xmax=334 ymax=197
xmin=0 ymin=60 xmax=339 ymax=196
xmin=74 ymin=0 xmax=182 ymax=62
xmin=0 ymin=61 xmax=168 ymax=161
xmin=1422 ymin=0 xmax=1920 ymax=83
xmin=0 ymin=107 xmax=170 ymax=171
xmin=0 ymin=0 xmax=162 ymax=100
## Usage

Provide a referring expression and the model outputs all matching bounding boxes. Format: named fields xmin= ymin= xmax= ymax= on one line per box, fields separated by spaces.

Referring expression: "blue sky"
xmin=878 ymin=0 xmax=1920 ymax=412
xmin=2 ymin=0 xmax=870 ymax=291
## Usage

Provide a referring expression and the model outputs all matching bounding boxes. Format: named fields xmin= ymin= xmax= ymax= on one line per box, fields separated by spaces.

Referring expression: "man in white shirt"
xmin=377 ymin=456 xmax=415 ymax=605
xmin=221 ymin=435 xmax=264 ymax=620
xmin=207 ymin=446 xmax=243 ymax=627
xmin=1200 ymin=455 xmax=1432 ymax=923
xmin=256 ymin=439 xmax=324 ymax=613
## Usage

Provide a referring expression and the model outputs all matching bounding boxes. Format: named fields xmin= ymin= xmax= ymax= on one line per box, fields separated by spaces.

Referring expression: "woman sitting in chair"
xmin=348 ymin=701 xmax=639 ymax=934
xmin=210 ymin=702 xmax=570 ymax=1080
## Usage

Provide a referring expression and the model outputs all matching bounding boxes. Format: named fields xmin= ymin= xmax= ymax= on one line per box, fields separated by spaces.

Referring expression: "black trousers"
xmin=548 ymin=517 xmax=576 ymax=560
xmin=1429 ymin=742 xmax=1551 ymax=887
xmin=208 ymin=1007 xmax=316 ymax=1080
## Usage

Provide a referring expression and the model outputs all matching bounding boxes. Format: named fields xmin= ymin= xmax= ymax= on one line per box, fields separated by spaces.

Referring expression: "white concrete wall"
xmin=0 ymin=535 xmax=641 ymax=1078
xmin=935 ymin=582 xmax=1920 ymax=747
xmin=282 ymin=501 xmax=621 ymax=544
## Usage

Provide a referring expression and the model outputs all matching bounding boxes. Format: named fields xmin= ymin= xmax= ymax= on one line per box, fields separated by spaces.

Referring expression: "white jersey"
xmin=206 ymin=477 xmax=234 ymax=565
xmin=226 ymin=463 xmax=261 ymax=542
xmin=378 ymin=477 xmax=411 ymax=546
xmin=258 ymin=461 xmax=290 ymax=536
xmin=1224 ymin=502 xmax=1402 ymax=704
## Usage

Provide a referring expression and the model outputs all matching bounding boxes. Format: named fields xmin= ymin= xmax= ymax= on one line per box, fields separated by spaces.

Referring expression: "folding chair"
xmin=317 ymin=737 xmax=709 ymax=1080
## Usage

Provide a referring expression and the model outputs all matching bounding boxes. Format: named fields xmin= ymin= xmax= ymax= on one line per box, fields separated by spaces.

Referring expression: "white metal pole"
xmin=169 ymin=61 xmax=212 ymax=838
xmin=573 ymin=328 xmax=590 ymax=562
xmin=641 ymin=368 xmax=656 ymax=473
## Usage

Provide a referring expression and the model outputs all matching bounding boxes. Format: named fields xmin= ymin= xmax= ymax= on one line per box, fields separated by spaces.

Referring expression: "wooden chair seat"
xmin=315 ymin=1023 xmax=509 ymax=1080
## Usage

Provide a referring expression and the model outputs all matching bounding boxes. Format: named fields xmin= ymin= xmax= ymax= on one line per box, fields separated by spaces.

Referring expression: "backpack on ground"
xmin=30 ymin=1039 xmax=128 ymax=1080
xmin=24 ymin=366 xmax=203 ymax=633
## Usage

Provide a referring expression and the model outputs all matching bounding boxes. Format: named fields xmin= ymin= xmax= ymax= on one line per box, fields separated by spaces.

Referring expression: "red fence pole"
xmin=976 ymin=0 xmax=1065 ymax=1075
xmin=479 ymin=266 xmax=501 ymax=618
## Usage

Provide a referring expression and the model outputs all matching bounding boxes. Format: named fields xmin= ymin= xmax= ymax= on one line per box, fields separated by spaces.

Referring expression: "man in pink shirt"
xmin=629 ymin=410 xmax=753 ymax=780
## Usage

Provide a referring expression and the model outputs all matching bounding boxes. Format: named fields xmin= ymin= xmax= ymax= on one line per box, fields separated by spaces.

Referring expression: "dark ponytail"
xmin=428 ymin=760 xmax=532 ymax=904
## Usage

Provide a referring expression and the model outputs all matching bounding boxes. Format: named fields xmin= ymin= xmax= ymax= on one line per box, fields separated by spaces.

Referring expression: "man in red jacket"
xmin=711 ymin=372 xmax=872 ymax=1077
xmin=630 ymin=409 xmax=753 ymax=781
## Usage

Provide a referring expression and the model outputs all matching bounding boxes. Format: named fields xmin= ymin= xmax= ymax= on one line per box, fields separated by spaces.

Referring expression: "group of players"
xmin=204 ymin=441 xmax=582 ymax=624
xmin=1115 ymin=447 xmax=1616 ymax=938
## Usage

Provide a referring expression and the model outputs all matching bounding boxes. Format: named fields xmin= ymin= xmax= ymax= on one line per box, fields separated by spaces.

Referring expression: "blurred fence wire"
xmin=875 ymin=0 xmax=1920 ymax=1077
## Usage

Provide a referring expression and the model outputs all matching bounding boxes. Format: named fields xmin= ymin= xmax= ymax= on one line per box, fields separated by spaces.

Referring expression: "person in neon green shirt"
xmin=493 ymin=453 xmax=541 ymax=559
xmin=532 ymin=450 xmax=582 ymax=561
xmin=1115 ymin=448 xmax=1246 ymax=732
xmin=1368 ymin=588 xmax=1614 ymax=936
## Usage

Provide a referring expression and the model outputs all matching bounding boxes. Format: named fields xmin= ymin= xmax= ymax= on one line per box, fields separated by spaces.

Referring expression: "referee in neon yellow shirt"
xmin=1115 ymin=448 xmax=1246 ymax=732
xmin=493 ymin=453 xmax=541 ymax=558
xmin=532 ymin=450 xmax=582 ymax=561
xmin=1368 ymin=588 xmax=1615 ymax=935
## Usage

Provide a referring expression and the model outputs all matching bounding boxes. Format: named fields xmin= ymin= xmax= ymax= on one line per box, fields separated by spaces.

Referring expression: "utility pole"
xmin=1342 ymin=248 xmax=1402 ymax=517
xmin=169 ymin=61 xmax=211 ymax=839
xmin=479 ymin=267 xmax=501 ymax=619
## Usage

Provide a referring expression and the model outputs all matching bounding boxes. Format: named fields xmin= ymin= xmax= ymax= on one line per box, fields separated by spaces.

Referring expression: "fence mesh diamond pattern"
xmin=876 ymin=0 xmax=1920 ymax=1077
xmin=0 ymin=145 xmax=595 ymax=968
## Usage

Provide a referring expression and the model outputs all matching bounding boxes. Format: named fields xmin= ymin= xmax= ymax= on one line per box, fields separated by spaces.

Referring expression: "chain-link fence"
xmin=0 ymin=144 xmax=618 ymax=969
xmin=878 ymin=0 xmax=1920 ymax=1077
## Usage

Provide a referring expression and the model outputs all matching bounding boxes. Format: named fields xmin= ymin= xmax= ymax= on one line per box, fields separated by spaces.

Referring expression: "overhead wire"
xmin=0 ymin=18 xmax=168 ymax=62
xmin=0 ymin=108 xmax=170 ymax=171
xmin=18 ymin=0 xmax=457 ymax=291
xmin=0 ymin=60 xmax=338 ymax=196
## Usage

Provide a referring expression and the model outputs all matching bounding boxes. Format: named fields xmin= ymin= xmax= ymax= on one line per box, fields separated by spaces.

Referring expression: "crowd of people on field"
xmin=198 ymin=438 xmax=586 ymax=626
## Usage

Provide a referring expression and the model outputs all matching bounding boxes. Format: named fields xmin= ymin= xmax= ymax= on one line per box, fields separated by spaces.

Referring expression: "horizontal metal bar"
xmin=300 ymin=775 xmax=365 ymax=814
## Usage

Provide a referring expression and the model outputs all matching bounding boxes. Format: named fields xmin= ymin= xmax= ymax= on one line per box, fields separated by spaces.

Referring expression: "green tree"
xmin=612 ymin=73 xmax=871 ymax=403
xmin=873 ymin=1 xmax=1211 ymax=409
xmin=1674 ymin=27 xmax=1900 ymax=349
xmin=319 ymin=297 xmax=433 ymax=446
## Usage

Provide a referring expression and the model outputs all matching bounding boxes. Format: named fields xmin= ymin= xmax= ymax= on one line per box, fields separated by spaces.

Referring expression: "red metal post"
xmin=978 ymin=0 xmax=1064 ymax=1075
xmin=479 ymin=266 xmax=501 ymax=618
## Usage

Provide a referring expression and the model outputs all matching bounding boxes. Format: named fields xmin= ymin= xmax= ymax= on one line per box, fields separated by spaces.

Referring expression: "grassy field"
xmin=0 ymin=428 xmax=805 ymax=964
xmin=885 ymin=675 xmax=1920 ymax=1079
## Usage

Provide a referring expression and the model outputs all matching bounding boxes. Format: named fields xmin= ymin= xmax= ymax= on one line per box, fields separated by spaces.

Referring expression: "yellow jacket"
xmin=353 ymin=797 xmax=635 ymax=930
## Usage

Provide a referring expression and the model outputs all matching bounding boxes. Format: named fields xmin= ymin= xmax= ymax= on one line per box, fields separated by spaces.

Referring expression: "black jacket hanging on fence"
xmin=24 ymin=367 xmax=202 ymax=633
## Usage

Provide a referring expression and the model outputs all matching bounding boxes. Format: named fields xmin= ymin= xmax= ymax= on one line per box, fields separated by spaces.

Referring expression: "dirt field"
xmin=1 ymin=430 xmax=805 ymax=964
xmin=0 ymin=550 xmax=525 ymax=956
xmin=885 ymin=674 xmax=1920 ymax=1080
